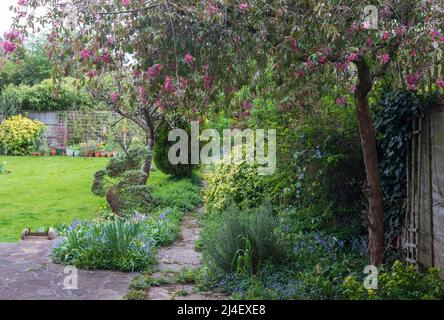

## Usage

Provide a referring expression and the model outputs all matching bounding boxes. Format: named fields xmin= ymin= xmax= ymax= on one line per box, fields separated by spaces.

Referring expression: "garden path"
xmin=0 ymin=237 xmax=134 ymax=300
xmin=147 ymin=206 xmax=225 ymax=300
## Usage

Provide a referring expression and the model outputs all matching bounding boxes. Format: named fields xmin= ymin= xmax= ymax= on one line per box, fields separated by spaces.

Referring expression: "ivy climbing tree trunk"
xmin=355 ymin=60 xmax=386 ymax=266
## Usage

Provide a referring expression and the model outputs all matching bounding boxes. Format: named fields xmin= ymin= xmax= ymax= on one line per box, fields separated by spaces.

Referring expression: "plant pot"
xmin=50 ymin=149 xmax=57 ymax=156
xmin=94 ymin=152 xmax=101 ymax=158
xmin=31 ymin=152 xmax=39 ymax=157
xmin=66 ymin=148 xmax=74 ymax=157
xmin=87 ymin=151 xmax=94 ymax=157
xmin=106 ymin=152 xmax=113 ymax=158
xmin=101 ymin=151 xmax=107 ymax=158
xmin=73 ymin=151 xmax=80 ymax=157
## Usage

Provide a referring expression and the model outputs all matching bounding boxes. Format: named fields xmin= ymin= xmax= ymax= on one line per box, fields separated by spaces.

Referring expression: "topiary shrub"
xmin=92 ymin=145 xmax=159 ymax=215
xmin=0 ymin=114 xmax=45 ymax=155
xmin=153 ymin=120 xmax=197 ymax=178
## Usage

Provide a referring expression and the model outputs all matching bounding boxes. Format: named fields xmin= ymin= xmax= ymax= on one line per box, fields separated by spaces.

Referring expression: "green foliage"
xmin=0 ymin=114 xmax=45 ymax=155
xmin=153 ymin=120 xmax=197 ymax=178
xmin=204 ymin=161 xmax=266 ymax=215
xmin=0 ymin=78 xmax=92 ymax=113
xmin=343 ymin=261 xmax=444 ymax=300
xmin=199 ymin=231 xmax=369 ymax=300
xmin=52 ymin=218 xmax=157 ymax=272
xmin=374 ymin=89 xmax=436 ymax=240
xmin=0 ymin=37 xmax=51 ymax=92
xmin=153 ymin=177 xmax=202 ymax=212
xmin=201 ymin=203 xmax=286 ymax=275
xmin=92 ymin=145 xmax=158 ymax=215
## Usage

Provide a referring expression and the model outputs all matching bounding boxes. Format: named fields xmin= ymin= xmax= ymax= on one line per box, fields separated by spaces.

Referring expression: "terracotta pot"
xmin=94 ymin=151 xmax=101 ymax=158
xmin=101 ymin=151 xmax=107 ymax=158
xmin=50 ymin=149 xmax=57 ymax=156
xmin=87 ymin=151 xmax=94 ymax=157
xmin=107 ymin=152 xmax=113 ymax=158
xmin=31 ymin=152 xmax=38 ymax=157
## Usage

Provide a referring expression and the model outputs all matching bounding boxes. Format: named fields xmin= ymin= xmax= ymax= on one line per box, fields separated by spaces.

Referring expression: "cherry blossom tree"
xmin=2 ymin=0 xmax=443 ymax=264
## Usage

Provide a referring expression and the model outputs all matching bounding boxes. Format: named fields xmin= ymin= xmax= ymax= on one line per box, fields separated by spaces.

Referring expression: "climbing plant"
xmin=374 ymin=89 xmax=436 ymax=244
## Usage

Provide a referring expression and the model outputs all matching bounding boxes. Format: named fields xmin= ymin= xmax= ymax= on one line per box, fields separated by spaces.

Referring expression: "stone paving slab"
xmin=147 ymin=208 xmax=227 ymax=300
xmin=0 ymin=237 xmax=134 ymax=300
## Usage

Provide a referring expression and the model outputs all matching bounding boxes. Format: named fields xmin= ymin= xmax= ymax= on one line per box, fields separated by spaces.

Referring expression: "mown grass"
xmin=0 ymin=156 xmax=108 ymax=242
xmin=0 ymin=156 xmax=176 ymax=242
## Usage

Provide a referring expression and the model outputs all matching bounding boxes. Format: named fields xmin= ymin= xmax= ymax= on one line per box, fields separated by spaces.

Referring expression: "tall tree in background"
xmin=3 ymin=0 xmax=443 ymax=264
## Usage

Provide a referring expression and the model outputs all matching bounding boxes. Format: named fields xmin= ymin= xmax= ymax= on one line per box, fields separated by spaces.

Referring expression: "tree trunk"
xmin=141 ymin=126 xmax=155 ymax=184
xmin=355 ymin=60 xmax=386 ymax=266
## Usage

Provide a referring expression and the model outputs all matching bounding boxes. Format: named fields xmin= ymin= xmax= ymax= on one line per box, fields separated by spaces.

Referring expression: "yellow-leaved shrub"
xmin=0 ymin=115 xmax=45 ymax=155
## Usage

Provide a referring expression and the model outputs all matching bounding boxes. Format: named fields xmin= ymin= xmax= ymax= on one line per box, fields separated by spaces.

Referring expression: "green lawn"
xmin=0 ymin=156 xmax=109 ymax=242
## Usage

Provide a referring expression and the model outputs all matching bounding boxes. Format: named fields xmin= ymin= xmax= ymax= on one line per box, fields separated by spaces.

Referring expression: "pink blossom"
xmin=295 ymin=70 xmax=306 ymax=78
xmin=349 ymin=22 xmax=359 ymax=33
xmin=147 ymin=64 xmax=163 ymax=78
xmin=406 ymin=74 xmax=421 ymax=91
xmin=409 ymin=49 xmax=417 ymax=57
xmin=381 ymin=31 xmax=390 ymax=41
xmin=133 ymin=69 xmax=142 ymax=78
xmin=80 ymin=49 xmax=92 ymax=60
xmin=4 ymin=30 xmax=21 ymax=41
xmin=100 ymin=51 xmax=112 ymax=64
xmin=335 ymin=62 xmax=349 ymax=71
xmin=110 ymin=93 xmax=119 ymax=104
xmin=107 ymin=36 xmax=116 ymax=45
xmin=203 ymin=74 xmax=215 ymax=91
xmin=242 ymin=100 xmax=252 ymax=111
xmin=18 ymin=0 xmax=27 ymax=6
xmin=395 ymin=25 xmax=406 ymax=37
xmin=336 ymin=96 xmax=347 ymax=107
xmin=350 ymin=85 xmax=357 ymax=94
xmin=121 ymin=0 xmax=131 ymax=6
xmin=184 ymin=53 xmax=193 ymax=64
xmin=87 ymin=70 xmax=98 ymax=79
xmin=366 ymin=38 xmax=375 ymax=47
xmin=138 ymin=86 xmax=146 ymax=102
xmin=379 ymin=54 xmax=390 ymax=64
xmin=208 ymin=5 xmax=218 ymax=15
xmin=305 ymin=59 xmax=314 ymax=69
xmin=239 ymin=3 xmax=249 ymax=11
xmin=2 ymin=41 xmax=17 ymax=54
xmin=163 ymin=76 xmax=175 ymax=93
xmin=436 ymin=79 xmax=444 ymax=89
xmin=380 ymin=6 xmax=392 ymax=18
xmin=347 ymin=52 xmax=358 ymax=63
xmin=319 ymin=56 xmax=328 ymax=64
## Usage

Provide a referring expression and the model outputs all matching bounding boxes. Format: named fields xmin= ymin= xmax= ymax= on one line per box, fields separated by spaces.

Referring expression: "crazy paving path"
xmin=0 ymin=237 xmax=134 ymax=300
xmin=147 ymin=206 xmax=225 ymax=300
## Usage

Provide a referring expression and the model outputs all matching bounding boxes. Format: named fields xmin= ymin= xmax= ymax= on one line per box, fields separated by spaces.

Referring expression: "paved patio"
xmin=0 ymin=237 xmax=134 ymax=300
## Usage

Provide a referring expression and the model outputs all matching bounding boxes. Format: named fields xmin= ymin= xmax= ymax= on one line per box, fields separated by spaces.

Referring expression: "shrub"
xmin=52 ymin=218 xmax=157 ymax=272
xmin=203 ymin=231 xmax=369 ymax=300
xmin=0 ymin=114 xmax=45 ymax=155
xmin=92 ymin=145 xmax=159 ymax=215
xmin=343 ymin=260 xmax=444 ymax=300
xmin=204 ymin=161 xmax=266 ymax=215
xmin=201 ymin=203 xmax=286 ymax=275
xmin=0 ymin=78 xmax=92 ymax=112
xmin=153 ymin=120 xmax=197 ymax=178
